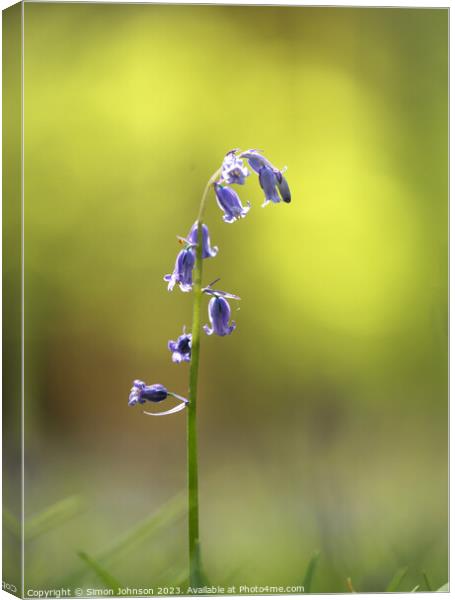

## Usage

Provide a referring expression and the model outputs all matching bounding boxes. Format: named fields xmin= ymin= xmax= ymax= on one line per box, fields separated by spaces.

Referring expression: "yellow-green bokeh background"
xmin=20 ymin=3 xmax=448 ymax=592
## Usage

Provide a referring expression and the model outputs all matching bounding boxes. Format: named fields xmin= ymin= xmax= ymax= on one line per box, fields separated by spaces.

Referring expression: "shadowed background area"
xmin=11 ymin=3 xmax=449 ymax=593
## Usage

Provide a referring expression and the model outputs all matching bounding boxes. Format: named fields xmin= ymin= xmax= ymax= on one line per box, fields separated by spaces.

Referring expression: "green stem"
xmin=187 ymin=168 xmax=220 ymax=586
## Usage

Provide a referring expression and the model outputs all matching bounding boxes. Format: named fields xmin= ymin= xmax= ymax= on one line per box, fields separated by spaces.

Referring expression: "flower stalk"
xmin=187 ymin=219 xmax=203 ymax=586
xmin=187 ymin=169 xmax=220 ymax=585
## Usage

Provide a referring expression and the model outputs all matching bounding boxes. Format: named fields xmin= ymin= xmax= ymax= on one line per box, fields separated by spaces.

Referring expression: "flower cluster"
xmin=129 ymin=149 xmax=290 ymax=414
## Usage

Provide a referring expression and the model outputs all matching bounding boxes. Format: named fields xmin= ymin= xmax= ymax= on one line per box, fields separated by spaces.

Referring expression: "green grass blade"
xmin=97 ymin=492 xmax=186 ymax=564
xmin=411 ymin=585 xmax=420 ymax=592
xmin=156 ymin=565 xmax=188 ymax=588
xmin=346 ymin=577 xmax=356 ymax=593
xmin=437 ymin=583 xmax=449 ymax=592
xmin=61 ymin=493 xmax=186 ymax=586
xmin=77 ymin=551 xmax=121 ymax=591
xmin=302 ymin=551 xmax=320 ymax=593
xmin=423 ymin=572 xmax=433 ymax=591
xmin=25 ymin=495 xmax=85 ymax=540
xmin=386 ymin=566 xmax=408 ymax=592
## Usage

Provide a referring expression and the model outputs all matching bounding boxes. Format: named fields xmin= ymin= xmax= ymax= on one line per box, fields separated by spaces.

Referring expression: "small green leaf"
xmin=77 ymin=551 xmax=121 ymax=592
xmin=302 ymin=551 xmax=320 ymax=593
xmin=437 ymin=583 xmax=449 ymax=592
xmin=386 ymin=566 xmax=408 ymax=592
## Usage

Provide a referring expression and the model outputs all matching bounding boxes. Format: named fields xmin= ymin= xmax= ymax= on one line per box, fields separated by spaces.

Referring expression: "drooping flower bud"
xmin=259 ymin=165 xmax=282 ymax=206
xmin=203 ymin=296 xmax=236 ymax=336
xmin=128 ymin=380 xmax=168 ymax=406
xmin=214 ymin=183 xmax=250 ymax=224
xmin=275 ymin=170 xmax=291 ymax=203
xmin=129 ymin=380 xmax=188 ymax=415
xmin=164 ymin=247 xmax=195 ymax=292
xmin=187 ymin=222 xmax=218 ymax=258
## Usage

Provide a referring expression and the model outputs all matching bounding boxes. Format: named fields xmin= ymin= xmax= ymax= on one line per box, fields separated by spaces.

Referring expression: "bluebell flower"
xmin=203 ymin=296 xmax=236 ymax=336
xmin=128 ymin=380 xmax=168 ymax=406
xmin=221 ymin=150 xmax=249 ymax=185
xmin=129 ymin=380 xmax=188 ymax=416
xmin=164 ymin=247 xmax=195 ymax=292
xmin=241 ymin=149 xmax=291 ymax=204
xmin=168 ymin=330 xmax=192 ymax=363
xmin=214 ymin=183 xmax=251 ymax=224
xmin=259 ymin=165 xmax=282 ymax=206
xmin=187 ymin=222 xmax=218 ymax=258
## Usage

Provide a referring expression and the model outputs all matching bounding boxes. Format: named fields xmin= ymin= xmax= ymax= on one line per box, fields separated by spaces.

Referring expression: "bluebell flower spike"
xmin=214 ymin=183 xmax=251 ymax=223
xmin=164 ymin=247 xmax=195 ymax=292
xmin=204 ymin=296 xmax=236 ymax=336
xmin=187 ymin=222 xmax=218 ymax=258
xmin=168 ymin=330 xmax=192 ymax=363
xmin=221 ymin=150 xmax=249 ymax=185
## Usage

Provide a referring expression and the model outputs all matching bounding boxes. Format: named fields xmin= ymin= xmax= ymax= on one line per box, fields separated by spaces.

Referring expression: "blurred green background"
xmin=16 ymin=3 xmax=450 ymax=593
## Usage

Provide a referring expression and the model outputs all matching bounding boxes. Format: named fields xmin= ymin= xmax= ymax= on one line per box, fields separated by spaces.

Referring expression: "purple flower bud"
xmin=275 ymin=170 xmax=291 ymax=203
xmin=164 ymin=247 xmax=195 ymax=292
xmin=259 ymin=165 xmax=282 ymax=206
xmin=187 ymin=222 xmax=218 ymax=258
xmin=168 ymin=331 xmax=192 ymax=363
xmin=203 ymin=296 xmax=236 ymax=337
xmin=214 ymin=183 xmax=250 ymax=224
xmin=128 ymin=380 xmax=168 ymax=406
xmin=221 ymin=150 xmax=249 ymax=185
